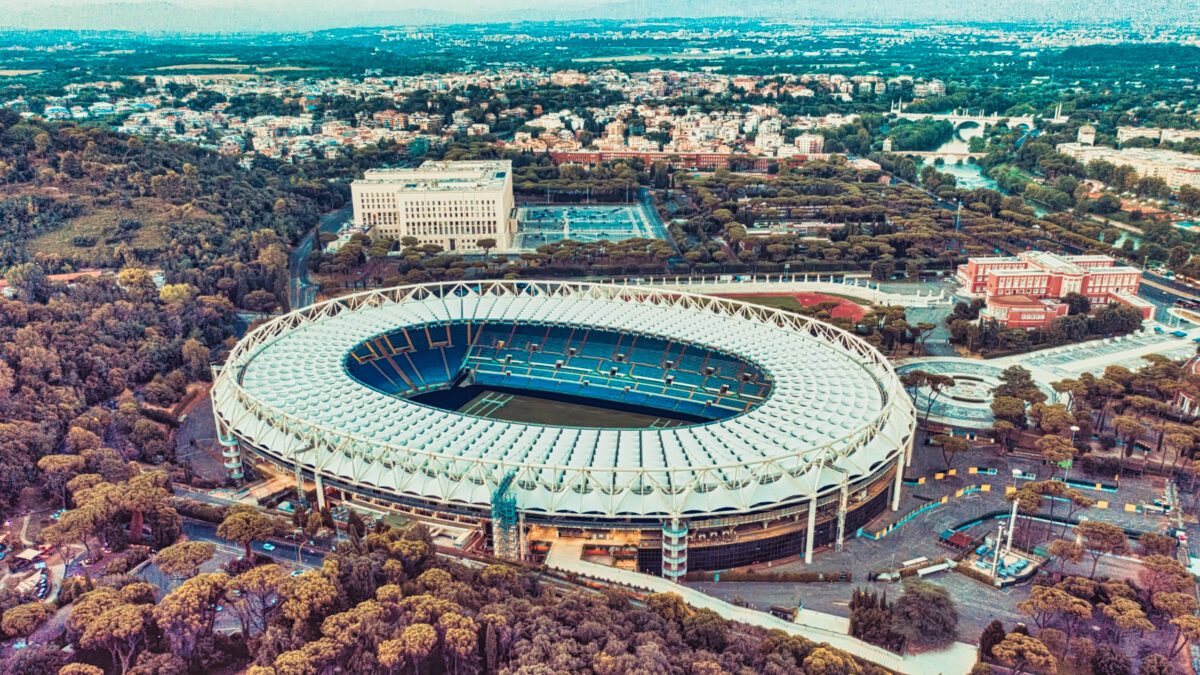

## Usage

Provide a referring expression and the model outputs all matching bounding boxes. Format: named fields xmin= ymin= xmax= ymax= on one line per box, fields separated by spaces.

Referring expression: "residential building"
xmin=793 ymin=133 xmax=825 ymax=154
xmin=1056 ymin=143 xmax=1200 ymax=190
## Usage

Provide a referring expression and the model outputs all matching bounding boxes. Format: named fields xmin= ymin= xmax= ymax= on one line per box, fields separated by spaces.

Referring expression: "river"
xmin=917 ymin=124 xmax=1000 ymax=191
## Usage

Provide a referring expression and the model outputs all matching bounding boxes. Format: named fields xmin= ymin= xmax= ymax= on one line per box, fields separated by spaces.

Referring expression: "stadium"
xmin=210 ymin=281 xmax=915 ymax=577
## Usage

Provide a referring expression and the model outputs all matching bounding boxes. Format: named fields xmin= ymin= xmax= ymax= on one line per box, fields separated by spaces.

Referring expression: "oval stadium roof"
xmin=212 ymin=281 xmax=915 ymax=521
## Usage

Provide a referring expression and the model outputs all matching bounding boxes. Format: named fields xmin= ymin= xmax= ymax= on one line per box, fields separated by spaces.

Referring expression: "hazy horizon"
xmin=0 ymin=0 xmax=1196 ymax=34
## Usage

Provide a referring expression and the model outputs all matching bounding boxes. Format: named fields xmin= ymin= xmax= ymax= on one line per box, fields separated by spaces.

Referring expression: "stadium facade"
xmin=211 ymin=281 xmax=915 ymax=577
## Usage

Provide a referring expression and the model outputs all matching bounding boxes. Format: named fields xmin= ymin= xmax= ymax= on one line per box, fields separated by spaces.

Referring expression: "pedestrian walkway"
xmin=545 ymin=540 xmax=977 ymax=675
xmin=595 ymin=274 xmax=953 ymax=308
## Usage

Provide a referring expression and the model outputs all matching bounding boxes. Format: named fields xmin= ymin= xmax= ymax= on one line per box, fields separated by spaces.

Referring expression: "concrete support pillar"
xmin=292 ymin=458 xmax=304 ymax=504
xmin=905 ymin=430 xmax=915 ymax=468
xmin=892 ymin=462 xmax=904 ymax=511
xmin=804 ymin=492 xmax=818 ymax=564
xmin=836 ymin=477 xmax=849 ymax=552
xmin=315 ymin=473 xmax=326 ymax=511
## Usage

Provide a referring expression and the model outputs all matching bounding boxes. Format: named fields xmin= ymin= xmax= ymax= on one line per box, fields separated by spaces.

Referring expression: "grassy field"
xmin=723 ymin=294 xmax=810 ymax=312
xmin=153 ymin=64 xmax=320 ymax=73
xmin=0 ymin=69 xmax=44 ymax=76
xmin=719 ymin=291 xmax=871 ymax=320
xmin=459 ymin=389 xmax=686 ymax=429
xmin=155 ymin=63 xmax=249 ymax=71
xmin=28 ymin=198 xmax=215 ymax=260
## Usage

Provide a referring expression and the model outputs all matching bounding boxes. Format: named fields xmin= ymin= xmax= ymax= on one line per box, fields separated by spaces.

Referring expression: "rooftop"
xmin=214 ymin=282 xmax=913 ymax=519
xmin=356 ymin=159 xmax=512 ymax=192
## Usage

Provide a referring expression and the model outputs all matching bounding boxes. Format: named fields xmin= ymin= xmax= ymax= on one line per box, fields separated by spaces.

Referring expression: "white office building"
xmin=351 ymin=160 xmax=516 ymax=252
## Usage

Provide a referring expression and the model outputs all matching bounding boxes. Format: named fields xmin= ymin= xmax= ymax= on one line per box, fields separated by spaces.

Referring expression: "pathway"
xmin=594 ymin=274 xmax=952 ymax=308
xmin=545 ymin=540 xmax=977 ymax=675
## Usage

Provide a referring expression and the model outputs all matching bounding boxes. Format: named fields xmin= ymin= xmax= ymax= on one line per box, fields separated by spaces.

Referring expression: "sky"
xmin=0 ymin=0 xmax=1194 ymax=33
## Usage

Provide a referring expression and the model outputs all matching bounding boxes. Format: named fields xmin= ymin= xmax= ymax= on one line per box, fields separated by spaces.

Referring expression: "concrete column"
xmin=315 ymin=473 xmax=326 ymax=511
xmin=905 ymin=431 xmax=915 ymax=468
xmin=293 ymin=459 xmax=305 ymax=503
xmin=836 ymin=477 xmax=849 ymax=551
xmin=804 ymin=492 xmax=818 ymax=564
xmin=891 ymin=462 xmax=904 ymax=511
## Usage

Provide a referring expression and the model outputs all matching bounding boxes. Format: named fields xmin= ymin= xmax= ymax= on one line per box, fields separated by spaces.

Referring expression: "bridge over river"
xmin=889 ymin=101 xmax=1037 ymax=130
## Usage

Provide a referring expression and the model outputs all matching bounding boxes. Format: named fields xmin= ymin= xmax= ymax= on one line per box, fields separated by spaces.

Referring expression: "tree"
xmin=438 ymin=611 xmax=479 ymax=673
xmin=281 ymin=570 xmax=340 ymax=627
xmin=1101 ymin=597 xmax=1154 ymax=639
xmin=154 ymin=541 xmax=216 ymax=579
xmin=920 ymin=373 xmax=956 ymax=423
xmin=59 ymin=665 xmax=105 ymax=675
xmin=79 ymin=604 xmax=151 ymax=674
xmin=6 ymin=262 xmax=49 ymax=302
xmin=1168 ymin=615 xmax=1200 ymax=657
xmin=217 ymin=509 xmax=276 ymax=559
xmin=992 ymin=633 xmax=1057 ymax=675
xmin=1063 ymin=293 xmax=1091 ymax=316
xmin=153 ymin=573 xmax=228 ymax=667
xmin=1037 ymin=436 xmax=1075 ymax=478
xmin=1138 ymin=654 xmax=1176 ymax=675
xmin=122 ymin=471 xmax=171 ymax=545
xmin=933 ymin=434 xmax=969 ymax=468
xmin=891 ymin=580 xmax=958 ymax=648
xmin=992 ymin=396 xmax=1029 ymax=428
xmin=1017 ymin=586 xmax=1092 ymax=631
xmin=37 ymin=454 xmax=85 ymax=507
xmin=1152 ymin=591 xmax=1198 ymax=621
xmin=1047 ymin=539 xmax=1084 ymax=577
xmin=1140 ymin=533 xmax=1179 ymax=557
xmin=1 ymin=601 xmax=55 ymax=638
xmin=980 ymin=620 xmax=1006 ymax=661
xmin=1091 ymin=643 xmax=1131 ymax=675
xmin=803 ymin=647 xmax=863 ymax=675
xmin=227 ymin=564 xmax=287 ymax=638
xmin=994 ymin=366 xmax=1046 ymax=407
xmin=1139 ymin=555 xmax=1194 ymax=594
xmin=1076 ymin=521 xmax=1129 ymax=577
xmin=383 ymin=622 xmax=437 ymax=673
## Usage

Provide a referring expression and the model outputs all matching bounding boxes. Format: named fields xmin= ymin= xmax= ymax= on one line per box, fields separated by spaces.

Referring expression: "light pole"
xmin=1065 ymin=425 xmax=1081 ymax=482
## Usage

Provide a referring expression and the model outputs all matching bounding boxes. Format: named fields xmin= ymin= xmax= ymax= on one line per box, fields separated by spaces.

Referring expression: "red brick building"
xmin=954 ymin=252 xmax=1153 ymax=328
xmin=547 ymin=150 xmax=826 ymax=172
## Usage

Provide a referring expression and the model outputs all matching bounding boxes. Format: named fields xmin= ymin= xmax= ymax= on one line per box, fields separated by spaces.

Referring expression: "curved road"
xmin=289 ymin=205 xmax=352 ymax=310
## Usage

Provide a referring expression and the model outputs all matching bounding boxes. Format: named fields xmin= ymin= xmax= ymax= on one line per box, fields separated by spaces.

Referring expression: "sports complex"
xmin=211 ymin=281 xmax=915 ymax=577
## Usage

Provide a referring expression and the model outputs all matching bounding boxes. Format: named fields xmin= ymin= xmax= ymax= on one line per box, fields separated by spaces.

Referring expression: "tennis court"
xmin=514 ymin=203 xmax=670 ymax=249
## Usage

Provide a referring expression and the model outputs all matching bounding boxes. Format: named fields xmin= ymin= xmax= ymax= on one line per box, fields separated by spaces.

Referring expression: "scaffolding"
xmin=491 ymin=471 xmax=520 ymax=561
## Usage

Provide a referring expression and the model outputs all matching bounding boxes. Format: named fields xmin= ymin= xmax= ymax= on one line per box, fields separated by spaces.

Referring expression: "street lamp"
xmin=1065 ymin=425 xmax=1081 ymax=482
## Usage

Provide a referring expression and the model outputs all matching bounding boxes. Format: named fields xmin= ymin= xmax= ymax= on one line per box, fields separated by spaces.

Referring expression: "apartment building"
xmin=1056 ymin=143 xmax=1200 ymax=190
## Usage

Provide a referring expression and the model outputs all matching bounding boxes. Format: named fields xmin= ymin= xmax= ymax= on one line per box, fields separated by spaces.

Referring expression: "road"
xmin=289 ymin=205 xmax=351 ymax=310
xmin=182 ymin=519 xmax=325 ymax=569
